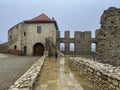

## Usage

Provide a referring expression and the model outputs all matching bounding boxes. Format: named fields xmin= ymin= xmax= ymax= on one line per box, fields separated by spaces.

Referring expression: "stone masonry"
xmin=1 ymin=7 xmax=120 ymax=66
xmin=9 ymin=52 xmax=48 ymax=90
xmin=56 ymin=31 xmax=91 ymax=55
xmin=0 ymin=42 xmax=8 ymax=53
xmin=67 ymin=57 xmax=120 ymax=90
xmin=96 ymin=7 xmax=120 ymax=66
xmin=7 ymin=14 xmax=57 ymax=56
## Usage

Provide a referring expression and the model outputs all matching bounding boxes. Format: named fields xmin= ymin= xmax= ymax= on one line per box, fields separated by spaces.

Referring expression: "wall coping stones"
xmin=70 ymin=57 xmax=120 ymax=80
xmin=8 ymin=52 xmax=48 ymax=90
xmin=68 ymin=57 xmax=120 ymax=89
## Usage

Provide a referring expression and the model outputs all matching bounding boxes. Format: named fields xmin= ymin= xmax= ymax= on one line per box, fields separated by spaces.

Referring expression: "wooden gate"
xmin=34 ymin=43 xmax=44 ymax=56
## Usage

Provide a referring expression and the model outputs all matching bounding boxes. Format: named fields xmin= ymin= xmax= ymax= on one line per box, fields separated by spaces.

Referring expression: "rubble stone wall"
xmin=0 ymin=42 xmax=8 ymax=53
xmin=67 ymin=57 xmax=120 ymax=90
xmin=96 ymin=7 xmax=120 ymax=66
xmin=9 ymin=51 xmax=48 ymax=90
xmin=56 ymin=31 xmax=91 ymax=55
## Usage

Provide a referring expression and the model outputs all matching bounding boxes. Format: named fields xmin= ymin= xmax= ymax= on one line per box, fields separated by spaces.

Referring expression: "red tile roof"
xmin=24 ymin=13 xmax=58 ymax=30
xmin=24 ymin=13 xmax=54 ymax=22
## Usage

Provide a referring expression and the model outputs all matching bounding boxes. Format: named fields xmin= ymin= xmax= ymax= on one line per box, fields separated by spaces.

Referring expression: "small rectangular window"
xmin=24 ymin=32 xmax=26 ymax=36
xmin=10 ymin=35 xmax=12 ymax=39
xmin=37 ymin=26 xmax=41 ymax=33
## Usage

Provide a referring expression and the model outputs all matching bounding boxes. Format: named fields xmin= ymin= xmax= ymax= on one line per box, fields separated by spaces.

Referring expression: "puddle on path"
xmin=34 ymin=57 xmax=97 ymax=90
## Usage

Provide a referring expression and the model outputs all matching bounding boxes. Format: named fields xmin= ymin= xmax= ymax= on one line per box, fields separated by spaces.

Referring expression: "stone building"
xmin=56 ymin=31 xmax=91 ymax=55
xmin=7 ymin=13 xmax=92 ymax=56
xmin=96 ymin=7 xmax=120 ymax=66
xmin=3 ymin=7 xmax=120 ymax=66
xmin=8 ymin=13 xmax=58 ymax=56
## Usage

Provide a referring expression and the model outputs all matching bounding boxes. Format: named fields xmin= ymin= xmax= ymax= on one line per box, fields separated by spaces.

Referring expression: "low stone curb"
xmin=8 ymin=55 xmax=47 ymax=90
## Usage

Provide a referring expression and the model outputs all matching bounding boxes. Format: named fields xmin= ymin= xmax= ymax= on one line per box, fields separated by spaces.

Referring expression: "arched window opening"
xmin=14 ymin=45 xmax=17 ymax=50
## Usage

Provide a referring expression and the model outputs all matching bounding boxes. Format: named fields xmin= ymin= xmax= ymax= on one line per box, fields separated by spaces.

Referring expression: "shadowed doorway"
xmin=34 ymin=43 xmax=44 ymax=56
xmin=24 ymin=46 xmax=27 ymax=55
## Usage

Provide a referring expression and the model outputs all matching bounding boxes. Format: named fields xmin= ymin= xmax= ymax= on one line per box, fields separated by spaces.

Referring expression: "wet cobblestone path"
xmin=0 ymin=54 xmax=40 ymax=90
xmin=34 ymin=57 xmax=97 ymax=90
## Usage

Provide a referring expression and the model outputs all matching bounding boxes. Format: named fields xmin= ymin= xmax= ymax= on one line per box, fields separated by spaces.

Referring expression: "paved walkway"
xmin=0 ymin=54 xmax=40 ymax=90
xmin=34 ymin=57 xmax=97 ymax=90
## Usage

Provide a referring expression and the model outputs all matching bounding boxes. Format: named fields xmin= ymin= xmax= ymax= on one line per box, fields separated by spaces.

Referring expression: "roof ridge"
xmin=24 ymin=13 xmax=54 ymax=22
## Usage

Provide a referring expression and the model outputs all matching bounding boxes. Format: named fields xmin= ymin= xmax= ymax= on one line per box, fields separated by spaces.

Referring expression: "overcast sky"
xmin=0 ymin=0 xmax=120 ymax=43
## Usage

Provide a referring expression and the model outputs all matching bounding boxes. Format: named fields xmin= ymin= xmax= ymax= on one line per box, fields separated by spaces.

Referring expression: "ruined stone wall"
xmin=0 ymin=42 xmax=8 ymax=53
xmin=57 ymin=31 xmax=91 ymax=55
xmin=96 ymin=7 xmax=120 ymax=66
xmin=9 ymin=52 xmax=48 ymax=90
xmin=68 ymin=57 xmax=120 ymax=90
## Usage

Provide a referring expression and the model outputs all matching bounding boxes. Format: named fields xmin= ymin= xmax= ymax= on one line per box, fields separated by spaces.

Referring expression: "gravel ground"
xmin=0 ymin=53 xmax=7 ymax=58
xmin=0 ymin=54 xmax=40 ymax=90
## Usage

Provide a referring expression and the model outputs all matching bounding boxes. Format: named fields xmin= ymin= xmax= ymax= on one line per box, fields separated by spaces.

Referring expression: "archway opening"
xmin=60 ymin=43 xmax=65 ymax=54
xmin=70 ymin=43 xmax=75 ymax=55
xmin=34 ymin=43 xmax=44 ymax=56
xmin=91 ymin=43 xmax=96 ymax=52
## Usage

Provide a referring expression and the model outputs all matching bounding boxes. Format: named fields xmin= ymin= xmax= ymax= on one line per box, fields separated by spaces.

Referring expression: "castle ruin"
xmin=0 ymin=7 xmax=120 ymax=66
xmin=96 ymin=7 xmax=120 ymax=66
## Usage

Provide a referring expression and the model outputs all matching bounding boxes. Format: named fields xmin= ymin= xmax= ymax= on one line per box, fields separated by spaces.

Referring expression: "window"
xmin=70 ymin=43 xmax=75 ymax=51
xmin=10 ymin=35 xmax=12 ymax=39
xmin=37 ymin=26 xmax=41 ymax=33
xmin=14 ymin=45 xmax=17 ymax=50
xmin=24 ymin=32 xmax=26 ymax=36
xmin=60 ymin=43 xmax=65 ymax=51
xmin=91 ymin=43 xmax=96 ymax=52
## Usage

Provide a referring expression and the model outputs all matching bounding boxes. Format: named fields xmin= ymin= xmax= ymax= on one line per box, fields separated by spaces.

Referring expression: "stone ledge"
xmin=68 ymin=57 xmax=120 ymax=90
xmin=70 ymin=57 xmax=120 ymax=80
xmin=8 ymin=54 xmax=47 ymax=90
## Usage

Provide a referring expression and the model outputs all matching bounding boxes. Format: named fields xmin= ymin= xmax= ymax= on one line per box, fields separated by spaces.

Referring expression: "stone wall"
xmin=96 ymin=7 xmax=120 ymax=66
xmin=9 ymin=51 xmax=48 ymax=90
xmin=23 ymin=23 xmax=57 ymax=56
xmin=8 ymin=21 xmax=57 ymax=56
xmin=56 ymin=31 xmax=91 ymax=55
xmin=8 ymin=22 xmax=23 ymax=51
xmin=0 ymin=42 xmax=8 ymax=53
xmin=67 ymin=57 xmax=120 ymax=90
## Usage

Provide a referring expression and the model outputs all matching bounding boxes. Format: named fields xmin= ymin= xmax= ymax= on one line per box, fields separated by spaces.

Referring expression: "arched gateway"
xmin=34 ymin=43 xmax=44 ymax=56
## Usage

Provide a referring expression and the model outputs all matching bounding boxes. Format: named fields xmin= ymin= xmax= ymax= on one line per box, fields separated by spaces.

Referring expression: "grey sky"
xmin=0 ymin=0 xmax=120 ymax=43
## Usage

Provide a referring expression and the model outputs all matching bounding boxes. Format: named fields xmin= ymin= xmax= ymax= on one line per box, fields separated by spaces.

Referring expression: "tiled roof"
xmin=24 ymin=13 xmax=59 ymax=30
xmin=24 ymin=13 xmax=54 ymax=22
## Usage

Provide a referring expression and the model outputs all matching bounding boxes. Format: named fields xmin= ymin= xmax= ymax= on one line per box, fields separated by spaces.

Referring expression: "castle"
xmin=7 ymin=13 xmax=58 ymax=56
xmin=0 ymin=7 xmax=120 ymax=66
xmin=7 ymin=13 xmax=92 ymax=56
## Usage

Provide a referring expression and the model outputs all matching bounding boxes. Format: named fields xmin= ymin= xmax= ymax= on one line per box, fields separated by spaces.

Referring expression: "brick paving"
xmin=0 ymin=54 xmax=40 ymax=90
